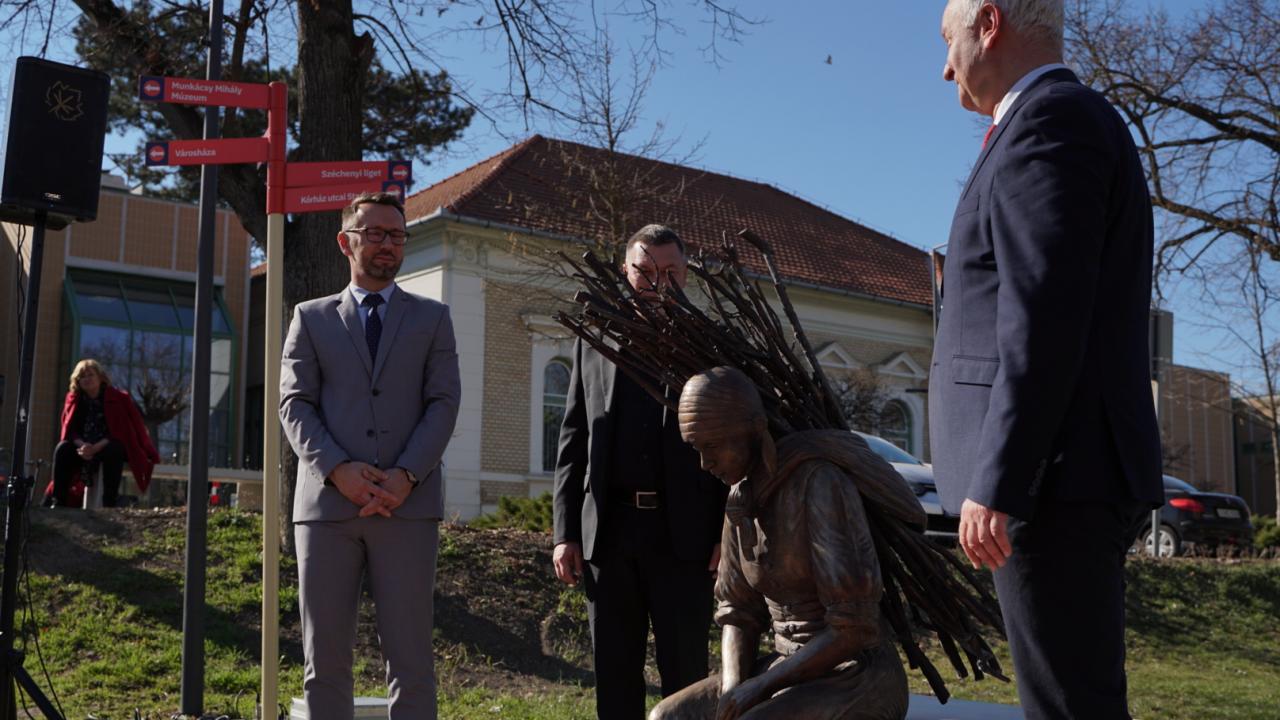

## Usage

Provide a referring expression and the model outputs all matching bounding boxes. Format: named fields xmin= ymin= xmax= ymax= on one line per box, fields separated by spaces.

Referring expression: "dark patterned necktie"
xmin=362 ymin=292 xmax=384 ymax=365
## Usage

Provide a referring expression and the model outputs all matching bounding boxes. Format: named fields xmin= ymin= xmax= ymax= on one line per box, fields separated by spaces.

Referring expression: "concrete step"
xmin=909 ymin=693 xmax=1023 ymax=719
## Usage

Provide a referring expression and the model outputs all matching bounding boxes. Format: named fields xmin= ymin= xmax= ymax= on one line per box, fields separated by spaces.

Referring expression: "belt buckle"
xmin=635 ymin=491 xmax=659 ymax=509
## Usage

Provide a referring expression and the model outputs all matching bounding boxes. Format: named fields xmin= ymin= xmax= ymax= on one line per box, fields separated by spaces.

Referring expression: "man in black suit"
xmin=553 ymin=225 xmax=728 ymax=720
xmin=930 ymin=2 xmax=1163 ymax=718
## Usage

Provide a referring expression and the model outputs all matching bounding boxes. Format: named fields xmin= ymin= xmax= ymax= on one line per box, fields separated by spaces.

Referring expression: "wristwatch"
xmin=399 ymin=467 xmax=420 ymax=488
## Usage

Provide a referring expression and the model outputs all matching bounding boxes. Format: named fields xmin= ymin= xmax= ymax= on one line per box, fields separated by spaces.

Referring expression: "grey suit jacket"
xmin=280 ymin=285 xmax=461 ymax=522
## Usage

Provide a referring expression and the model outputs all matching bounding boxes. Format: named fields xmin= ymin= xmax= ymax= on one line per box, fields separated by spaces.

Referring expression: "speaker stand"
xmin=1 ymin=211 xmax=65 ymax=720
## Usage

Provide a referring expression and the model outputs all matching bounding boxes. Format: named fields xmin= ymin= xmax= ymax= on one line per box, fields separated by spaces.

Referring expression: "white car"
xmin=853 ymin=431 xmax=959 ymax=542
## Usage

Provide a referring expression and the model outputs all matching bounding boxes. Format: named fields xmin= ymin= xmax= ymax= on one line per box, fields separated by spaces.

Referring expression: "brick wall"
xmin=1159 ymin=364 xmax=1234 ymax=493
xmin=481 ymin=280 xmax=535 ymax=475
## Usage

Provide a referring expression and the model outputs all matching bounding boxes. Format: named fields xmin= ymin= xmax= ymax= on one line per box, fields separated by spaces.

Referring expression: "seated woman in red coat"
xmin=50 ymin=359 xmax=160 ymax=508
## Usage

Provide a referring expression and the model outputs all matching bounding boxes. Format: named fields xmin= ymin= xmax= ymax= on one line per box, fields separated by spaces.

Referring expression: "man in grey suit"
xmin=280 ymin=191 xmax=460 ymax=719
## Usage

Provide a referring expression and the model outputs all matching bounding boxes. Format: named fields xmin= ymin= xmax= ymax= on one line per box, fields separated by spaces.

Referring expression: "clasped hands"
xmin=75 ymin=439 xmax=105 ymax=460
xmin=330 ymin=461 xmax=412 ymax=517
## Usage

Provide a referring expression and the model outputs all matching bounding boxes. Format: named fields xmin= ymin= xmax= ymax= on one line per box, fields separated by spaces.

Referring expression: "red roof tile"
xmin=405 ymin=136 xmax=932 ymax=307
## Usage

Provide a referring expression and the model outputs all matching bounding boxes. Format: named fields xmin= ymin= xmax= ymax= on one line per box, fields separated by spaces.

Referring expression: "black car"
xmin=854 ymin=432 xmax=959 ymax=541
xmin=1132 ymin=475 xmax=1254 ymax=557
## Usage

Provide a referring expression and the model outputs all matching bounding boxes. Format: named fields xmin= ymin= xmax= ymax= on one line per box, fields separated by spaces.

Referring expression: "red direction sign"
xmin=145 ymin=137 xmax=270 ymax=166
xmin=139 ymin=75 xmax=271 ymax=109
xmin=285 ymin=160 xmax=413 ymax=188
xmin=284 ymin=181 xmax=407 ymax=214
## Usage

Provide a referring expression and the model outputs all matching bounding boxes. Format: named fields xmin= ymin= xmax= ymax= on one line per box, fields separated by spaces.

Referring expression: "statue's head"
xmin=679 ymin=366 xmax=770 ymax=486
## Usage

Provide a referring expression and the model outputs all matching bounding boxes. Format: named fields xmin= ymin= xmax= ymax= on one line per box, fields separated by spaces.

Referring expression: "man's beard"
xmin=362 ymin=254 xmax=402 ymax=280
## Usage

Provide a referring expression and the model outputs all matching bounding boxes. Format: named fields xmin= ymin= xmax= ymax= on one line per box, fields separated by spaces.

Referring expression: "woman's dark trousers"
xmin=52 ymin=439 xmax=126 ymax=507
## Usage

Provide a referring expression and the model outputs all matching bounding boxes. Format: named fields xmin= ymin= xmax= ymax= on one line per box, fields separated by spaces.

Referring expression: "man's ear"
xmin=337 ymin=230 xmax=354 ymax=257
xmin=979 ymin=1 xmax=1002 ymax=49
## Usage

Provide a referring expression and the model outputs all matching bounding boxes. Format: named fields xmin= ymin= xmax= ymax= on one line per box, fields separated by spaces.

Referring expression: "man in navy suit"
xmin=930 ymin=2 xmax=1163 ymax=718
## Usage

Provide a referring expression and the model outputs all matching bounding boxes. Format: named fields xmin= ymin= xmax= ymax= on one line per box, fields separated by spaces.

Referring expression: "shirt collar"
xmin=993 ymin=63 xmax=1070 ymax=125
xmin=348 ymin=282 xmax=396 ymax=307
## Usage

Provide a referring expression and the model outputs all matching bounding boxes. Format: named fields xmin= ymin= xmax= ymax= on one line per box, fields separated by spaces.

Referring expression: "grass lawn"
xmin=10 ymin=509 xmax=1279 ymax=719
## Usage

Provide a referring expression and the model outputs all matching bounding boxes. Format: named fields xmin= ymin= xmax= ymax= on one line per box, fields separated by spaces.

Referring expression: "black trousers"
xmin=584 ymin=505 xmax=714 ymax=720
xmin=993 ymin=499 xmax=1145 ymax=720
xmin=52 ymin=439 xmax=126 ymax=507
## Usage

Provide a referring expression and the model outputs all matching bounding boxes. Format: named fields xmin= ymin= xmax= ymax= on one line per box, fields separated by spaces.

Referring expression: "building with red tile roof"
xmin=405 ymin=135 xmax=933 ymax=308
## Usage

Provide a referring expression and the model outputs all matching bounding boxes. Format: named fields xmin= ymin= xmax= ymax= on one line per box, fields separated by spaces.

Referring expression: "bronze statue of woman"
xmin=650 ymin=366 xmax=925 ymax=720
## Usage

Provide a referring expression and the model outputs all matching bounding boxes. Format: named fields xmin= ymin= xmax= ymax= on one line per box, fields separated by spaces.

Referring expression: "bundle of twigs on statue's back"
xmin=554 ymin=229 xmax=1008 ymax=702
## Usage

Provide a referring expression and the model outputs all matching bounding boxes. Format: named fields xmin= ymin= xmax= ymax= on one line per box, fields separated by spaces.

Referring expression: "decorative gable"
xmin=877 ymin=351 xmax=927 ymax=380
xmin=816 ymin=342 xmax=861 ymax=371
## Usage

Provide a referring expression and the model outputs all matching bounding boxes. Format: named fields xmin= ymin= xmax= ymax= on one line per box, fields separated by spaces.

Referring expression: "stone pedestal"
xmin=907 ymin=694 xmax=1023 ymax=719
xmin=289 ymin=697 xmax=388 ymax=719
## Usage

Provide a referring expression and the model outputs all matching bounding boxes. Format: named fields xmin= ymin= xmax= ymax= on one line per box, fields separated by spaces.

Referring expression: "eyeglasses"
xmin=344 ymin=226 xmax=408 ymax=245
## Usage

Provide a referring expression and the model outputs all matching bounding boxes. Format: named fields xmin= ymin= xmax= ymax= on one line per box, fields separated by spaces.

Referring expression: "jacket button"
xmin=372 ymin=389 xmax=381 ymax=396
xmin=366 ymin=429 xmax=375 ymax=437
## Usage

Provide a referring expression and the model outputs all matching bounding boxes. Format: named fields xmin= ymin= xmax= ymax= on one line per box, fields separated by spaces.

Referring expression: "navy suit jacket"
xmin=552 ymin=336 xmax=728 ymax=563
xmin=928 ymin=69 xmax=1163 ymax=521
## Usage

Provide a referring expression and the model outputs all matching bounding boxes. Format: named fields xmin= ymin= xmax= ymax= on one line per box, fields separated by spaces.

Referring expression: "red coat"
xmin=60 ymin=386 xmax=161 ymax=491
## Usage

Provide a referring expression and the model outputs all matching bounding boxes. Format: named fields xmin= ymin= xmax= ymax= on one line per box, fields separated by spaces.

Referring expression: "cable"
xmin=17 ymin=460 xmax=66 ymax=719
xmin=13 ymin=224 xmax=26 ymax=355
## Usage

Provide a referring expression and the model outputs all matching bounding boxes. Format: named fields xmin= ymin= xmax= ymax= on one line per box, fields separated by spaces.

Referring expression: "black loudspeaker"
xmin=0 ymin=57 xmax=110 ymax=231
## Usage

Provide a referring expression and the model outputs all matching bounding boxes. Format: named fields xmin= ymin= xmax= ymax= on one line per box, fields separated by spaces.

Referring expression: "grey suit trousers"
xmin=296 ymin=516 xmax=439 ymax=720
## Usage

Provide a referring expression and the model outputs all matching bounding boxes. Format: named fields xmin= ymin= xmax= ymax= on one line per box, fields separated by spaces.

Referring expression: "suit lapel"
xmin=959 ymin=68 xmax=1079 ymax=201
xmin=337 ymin=289 xmax=374 ymax=377
xmin=371 ymin=286 xmax=407 ymax=384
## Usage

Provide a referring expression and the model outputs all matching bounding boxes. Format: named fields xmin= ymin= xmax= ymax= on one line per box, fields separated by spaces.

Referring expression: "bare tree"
xmin=1066 ymin=0 xmax=1280 ymax=277
xmin=495 ymin=19 xmax=715 ymax=315
xmin=1201 ymin=251 xmax=1280 ymax=521
xmin=835 ymin=368 xmax=894 ymax=436
xmin=133 ymin=369 xmax=190 ymax=449
xmin=2 ymin=0 xmax=760 ymax=548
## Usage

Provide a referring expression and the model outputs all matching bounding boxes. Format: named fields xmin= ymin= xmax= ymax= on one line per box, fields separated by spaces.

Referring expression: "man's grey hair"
xmin=949 ymin=0 xmax=1064 ymax=50
xmin=625 ymin=224 xmax=686 ymax=256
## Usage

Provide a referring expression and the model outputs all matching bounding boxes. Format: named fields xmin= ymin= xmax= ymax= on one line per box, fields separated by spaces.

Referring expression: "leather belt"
xmin=615 ymin=491 xmax=660 ymax=510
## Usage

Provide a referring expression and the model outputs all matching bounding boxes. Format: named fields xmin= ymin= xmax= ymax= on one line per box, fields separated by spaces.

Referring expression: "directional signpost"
xmin=144 ymin=137 xmax=270 ymax=166
xmin=139 ymin=75 xmax=272 ymax=109
xmin=140 ymin=65 xmax=411 ymax=718
xmin=285 ymin=159 xmax=412 ymax=187
xmin=284 ymin=180 xmax=406 ymax=214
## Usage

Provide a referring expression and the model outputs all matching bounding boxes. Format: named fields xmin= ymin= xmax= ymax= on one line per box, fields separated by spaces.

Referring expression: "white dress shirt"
xmin=993 ymin=63 xmax=1070 ymax=125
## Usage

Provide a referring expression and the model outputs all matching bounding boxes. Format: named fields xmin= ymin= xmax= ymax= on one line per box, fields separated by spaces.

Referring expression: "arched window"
xmin=542 ymin=359 xmax=572 ymax=472
xmin=879 ymin=400 xmax=913 ymax=455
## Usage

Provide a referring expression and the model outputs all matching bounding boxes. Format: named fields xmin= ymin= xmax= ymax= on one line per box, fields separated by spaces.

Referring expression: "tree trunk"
xmin=276 ymin=0 xmax=371 ymax=552
xmin=1272 ymin=424 xmax=1280 ymax=524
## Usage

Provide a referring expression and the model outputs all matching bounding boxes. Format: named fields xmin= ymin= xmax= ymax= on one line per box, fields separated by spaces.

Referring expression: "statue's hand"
xmin=715 ymin=675 xmax=767 ymax=720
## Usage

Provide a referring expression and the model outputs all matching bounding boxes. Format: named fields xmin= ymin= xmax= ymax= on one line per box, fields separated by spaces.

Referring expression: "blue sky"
xmin=4 ymin=1 xmax=1263 ymax=385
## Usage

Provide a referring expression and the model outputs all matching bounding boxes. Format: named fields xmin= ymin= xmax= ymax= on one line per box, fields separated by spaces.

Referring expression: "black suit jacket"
xmin=553 ymin=336 xmax=727 ymax=563
xmin=928 ymin=69 xmax=1164 ymax=521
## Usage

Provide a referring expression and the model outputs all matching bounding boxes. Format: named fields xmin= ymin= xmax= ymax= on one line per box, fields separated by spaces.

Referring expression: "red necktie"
xmin=982 ymin=123 xmax=997 ymax=149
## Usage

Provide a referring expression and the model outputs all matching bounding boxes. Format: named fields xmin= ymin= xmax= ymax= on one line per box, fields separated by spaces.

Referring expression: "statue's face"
xmin=683 ymin=428 xmax=755 ymax=487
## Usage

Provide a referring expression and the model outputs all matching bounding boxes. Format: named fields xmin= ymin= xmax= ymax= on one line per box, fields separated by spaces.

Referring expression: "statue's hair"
xmin=678 ymin=366 xmax=764 ymax=439
xmin=947 ymin=0 xmax=1063 ymax=51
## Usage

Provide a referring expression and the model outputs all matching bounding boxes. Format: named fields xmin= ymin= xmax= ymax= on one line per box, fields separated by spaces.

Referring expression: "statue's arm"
xmin=720 ymin=624 xmax=758 ymax=692
xmin=714 ymin=518 xmax=767 ymax=693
